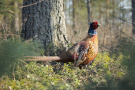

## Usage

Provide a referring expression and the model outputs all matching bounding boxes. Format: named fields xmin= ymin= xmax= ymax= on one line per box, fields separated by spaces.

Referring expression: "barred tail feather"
xmin=24 ymin=56 xmax=61 ymax=62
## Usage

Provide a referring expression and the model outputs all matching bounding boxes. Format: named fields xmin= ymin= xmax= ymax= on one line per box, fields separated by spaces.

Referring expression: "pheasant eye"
xmin=92 ymin=23 xmax=97 ymax=29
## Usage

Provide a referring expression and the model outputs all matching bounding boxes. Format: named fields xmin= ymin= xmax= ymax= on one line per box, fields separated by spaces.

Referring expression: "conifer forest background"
xmin=1 ymin=0 xmax=135 ymax=89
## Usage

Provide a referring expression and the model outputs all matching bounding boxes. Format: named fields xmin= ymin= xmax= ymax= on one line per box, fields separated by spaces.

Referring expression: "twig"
xmin=19 ymin=0 xmax=44 ymax=8
xmin=121 ymin=31 xmax=135 ymax=41
xmin=0 ymin=34 xmax=19 ymax=36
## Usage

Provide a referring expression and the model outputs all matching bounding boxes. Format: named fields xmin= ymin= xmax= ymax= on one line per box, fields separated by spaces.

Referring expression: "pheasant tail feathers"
xmin=24 ymin=56 xmax=61 ymax=62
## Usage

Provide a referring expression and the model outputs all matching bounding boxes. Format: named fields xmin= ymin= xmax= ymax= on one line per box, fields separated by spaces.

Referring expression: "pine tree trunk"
xmin=132 ymin=0 xmax=135 ymax=34
xmin=72 ymin=0 xmax=76 ymax=29
xmin=112 ymin=0 xmax=115 ymax=25
xmin=106 ymin=0 xmax=109 ymax=25
xmin=99 ymin=1 xmax=102 ymax=24
xmin=87 ymin=0 xmax=90 ymax=23
xmin=14 ymin=1 xmax=19 ymax=32
xmin=21 ymin=0 xmax=69 ymax=55
xmin=90 ymin=0 xmax=93 ymax=21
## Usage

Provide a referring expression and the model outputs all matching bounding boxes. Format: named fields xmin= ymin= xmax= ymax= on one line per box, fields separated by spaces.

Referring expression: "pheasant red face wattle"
xmin=92 ymin=21 xmax=98 ymax=29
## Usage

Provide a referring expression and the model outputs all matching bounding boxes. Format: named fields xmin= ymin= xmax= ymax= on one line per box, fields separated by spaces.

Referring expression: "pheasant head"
xmin=88 ymin=21 xmax=100 ymax=35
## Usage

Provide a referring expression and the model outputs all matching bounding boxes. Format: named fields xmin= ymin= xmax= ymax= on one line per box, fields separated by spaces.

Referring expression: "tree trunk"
xmin=71 ymin=0 xmax=76 ymax=43
xmin=87 ymin=0 xmax=90 ymax=23
xmin=14 ymin=1 xmax=19 ymax=32
xmin=72 ymin=0 xmax=76 ymax=29
xmin=112 ymin=0 xmax=115 ymax=25
xmin=106 ymin=0 xmax=109 ymax=25
xmin=21 ymin=0 xmax=69 ymax=55
xmin=99 ymin=1 xmax=102 ymax=24
xmin=90 ymin=0 xmax=93 ymax=21
xmin=132 ymin=0 xmax=135 ymax=34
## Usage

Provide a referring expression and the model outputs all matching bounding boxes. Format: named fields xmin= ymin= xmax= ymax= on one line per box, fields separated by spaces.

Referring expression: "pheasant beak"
xmin=97 ymin=23 xmax=101 ymax=27
xmin=98 ymin=23 xmax=101 ymax=26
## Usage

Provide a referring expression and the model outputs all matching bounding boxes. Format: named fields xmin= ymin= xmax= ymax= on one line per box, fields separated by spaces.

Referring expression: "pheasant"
xmin=25 ymin=21 xmax=100 ymax=68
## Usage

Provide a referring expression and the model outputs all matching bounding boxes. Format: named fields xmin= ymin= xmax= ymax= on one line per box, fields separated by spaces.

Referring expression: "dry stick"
xmin=110 ymin=13 xmax=132 ymax=24
xmin=121 ymin=31 xmax=135 ymax=41
xmin=99 ymin=35 xmax=122 ymax=52
xmin=19 ymin=0 xmax=44 ymax=8
xmin=100 ymin=29 xmax=135 ymax=53
xmin=0 ymin=34 xmax=19 ymax=36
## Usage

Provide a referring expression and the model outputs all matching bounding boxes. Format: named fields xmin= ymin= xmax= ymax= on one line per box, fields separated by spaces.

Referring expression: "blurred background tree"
xmin=0 ymin=0 xmax=22 ymax=35
xmin=0 ymin=0 xmax=132 ymax=51
xmin=132 ymin=0 xmax=135 ymax=34
xmin=64 ymin=0 xmax=132 ymax=50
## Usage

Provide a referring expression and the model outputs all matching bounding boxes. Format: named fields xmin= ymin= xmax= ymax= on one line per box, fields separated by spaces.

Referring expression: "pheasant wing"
xmin=74 ymin=41 xmax=89 ymax=66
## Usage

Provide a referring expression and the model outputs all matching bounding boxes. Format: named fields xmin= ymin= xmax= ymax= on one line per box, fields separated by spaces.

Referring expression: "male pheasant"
xmin=25 ymin=21 xmax=100 ymax=68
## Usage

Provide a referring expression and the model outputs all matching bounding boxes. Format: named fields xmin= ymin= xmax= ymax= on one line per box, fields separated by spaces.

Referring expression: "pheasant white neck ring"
xmin=88 ymin=30 xmax=97 ymax=35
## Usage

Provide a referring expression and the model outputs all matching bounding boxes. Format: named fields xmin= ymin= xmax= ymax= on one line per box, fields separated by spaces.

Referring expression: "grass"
xmin=0 ymin=52 xmax=126 ymax=90
xmin=0 ymin=37 xmax=135 ymax=90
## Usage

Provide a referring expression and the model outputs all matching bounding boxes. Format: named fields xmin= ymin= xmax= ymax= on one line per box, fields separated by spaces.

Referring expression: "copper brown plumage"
xmin=25 ymin=21 xmax=100 ymax=68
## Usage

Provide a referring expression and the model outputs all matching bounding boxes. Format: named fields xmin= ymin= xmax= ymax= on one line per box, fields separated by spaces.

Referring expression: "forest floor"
xmin=0 ymin=36 xmax=135 ymax=90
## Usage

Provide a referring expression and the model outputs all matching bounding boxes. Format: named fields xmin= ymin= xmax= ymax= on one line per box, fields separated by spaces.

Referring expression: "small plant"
xmin=0 ymin=38 xmax=43 ymax=76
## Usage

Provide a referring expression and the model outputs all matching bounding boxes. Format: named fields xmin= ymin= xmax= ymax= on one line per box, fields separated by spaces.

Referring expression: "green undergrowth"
xmin=0 ymin=39 xmax=44 ymax=76
xmin=0 ymin=52 xmax=126 ymax=90
xmin=0 ymin=37 xmax=135 ymax=90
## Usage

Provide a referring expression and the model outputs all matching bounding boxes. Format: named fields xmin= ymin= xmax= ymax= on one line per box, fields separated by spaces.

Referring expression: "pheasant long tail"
xmin=24 ymin=56 xmax=61 ymax=62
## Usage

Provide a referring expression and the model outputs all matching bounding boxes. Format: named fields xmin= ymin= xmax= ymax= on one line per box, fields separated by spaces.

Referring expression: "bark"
xmin=21 ymin=0 xmax=69 ymax=54
xmin=132 ymin=0 xmax=135 ymax=34
xmin=112 ymin=0 xmax=115 ymax=24
xmin=99 ymin=1 xmax=103 ymax=24
xmin=106 ymin=0 xmax=109 ymax=24
xmin=87 ymin=0 xmax=90 ymax=23
xmin=2 ymin=16 xmax=9 ymax=39
xmin=14 ymin=1 xmax=19 ymax=32
xmin=90 ymin=0 xmax=93 ymax=21
xmin=72 ymin=0 xmax=76 ymax=29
